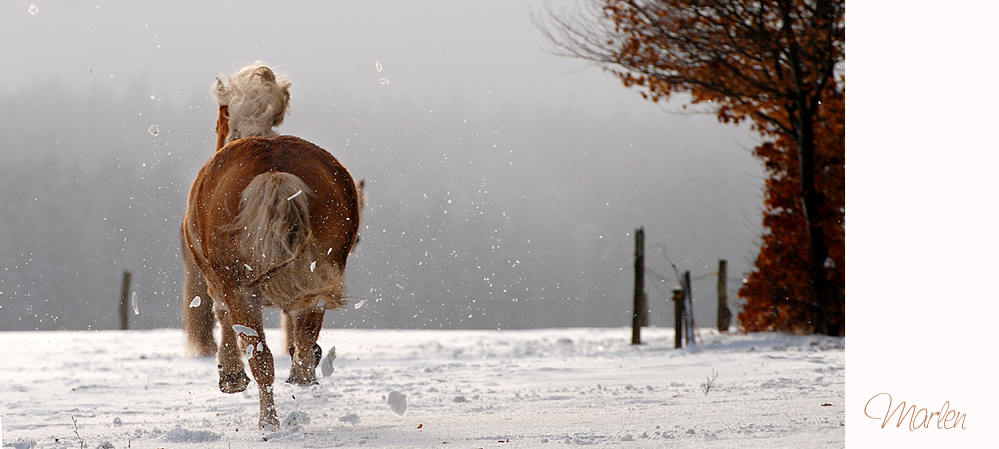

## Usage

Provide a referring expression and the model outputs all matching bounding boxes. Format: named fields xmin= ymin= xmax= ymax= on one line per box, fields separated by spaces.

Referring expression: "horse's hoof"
xmin=219 ymin=371 xmax=250 ymax=394
xmin=312 ymin=344 xmax=322 ymax=368
xmin=260 ymin=413 xmax=280 ymax=431
xmin=285 ymin=374 xmax=319 ymax=387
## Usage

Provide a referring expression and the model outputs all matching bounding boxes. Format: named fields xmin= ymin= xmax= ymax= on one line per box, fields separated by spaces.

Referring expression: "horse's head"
xmin=211 ymin=62 xmax=291 ymax=149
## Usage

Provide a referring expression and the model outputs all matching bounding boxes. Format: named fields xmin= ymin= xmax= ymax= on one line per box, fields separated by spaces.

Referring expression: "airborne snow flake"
xmin=320 ymin=346 xmax=336 ymax=378
xmin=387 ymin=391 xmax=407 ymax=416
xmin=232 ymin=324 xmax=258 ymax=338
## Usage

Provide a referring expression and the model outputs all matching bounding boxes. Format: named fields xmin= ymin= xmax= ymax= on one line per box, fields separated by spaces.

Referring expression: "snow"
xmin=319 ymin=346 xmax=337 ymax=378
xmin=130 ymin=292 xmax=139 ymax=316
xmin=387 ymin=391 xmax=407 ymax=416
xmin=231 ymin=325 xmax=258 ymax=338
xmin=281 ymin=411 xmax=310 ymax=431
xmin=0 ymin=327 xmax=844 ymax=448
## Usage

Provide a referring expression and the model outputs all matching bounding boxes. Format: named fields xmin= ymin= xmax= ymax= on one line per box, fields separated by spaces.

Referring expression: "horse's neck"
xmin=216 ymin=106 xmax=230 ymax=152
xmin=216 ymin=133 xmax=227 ymax=152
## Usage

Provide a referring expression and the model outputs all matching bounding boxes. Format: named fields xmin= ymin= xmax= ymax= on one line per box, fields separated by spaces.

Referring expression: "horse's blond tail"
xmin=227 ymin=172 xmax=345 ymax=310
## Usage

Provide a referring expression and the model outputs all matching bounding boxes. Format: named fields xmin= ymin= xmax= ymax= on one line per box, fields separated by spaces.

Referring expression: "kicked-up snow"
xmin=0 ymin=327 xmax=843 ymax=448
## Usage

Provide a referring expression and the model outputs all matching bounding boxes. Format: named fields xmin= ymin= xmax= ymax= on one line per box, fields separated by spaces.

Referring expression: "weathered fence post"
xmin=119 ymin=270 xmax=131 ymax=330
xmin=717 ymin=259 xmax=732 ymax=332
xmin=683 ymin=270 xmax=693 ymax=346
xmin=672 ymin=288 xmax=685 ymax=349
xmin=631 ymin=227 xmax=645 ymax=345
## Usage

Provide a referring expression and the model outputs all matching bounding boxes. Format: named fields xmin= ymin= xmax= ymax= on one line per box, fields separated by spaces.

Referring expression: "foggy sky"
xmin=1 ymin=1 xmax=766 ymax=331
xmin=4 ymin=1 xmax=645 ymax=116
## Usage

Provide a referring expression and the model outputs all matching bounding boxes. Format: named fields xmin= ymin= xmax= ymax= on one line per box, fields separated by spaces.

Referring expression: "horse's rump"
xmin=184 ymin=135 xmax=359 ymax=311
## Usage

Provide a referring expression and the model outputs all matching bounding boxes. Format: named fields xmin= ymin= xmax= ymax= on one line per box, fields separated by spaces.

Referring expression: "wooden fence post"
xmin=672 ymin=288 xmax=685 ymax=349
xmin=717 ymin=259 xmax=732 ymax=332
xmin=631 ymin=227 xmax=645 ymax=345
xmin=119 ymin=270 xmax=131 ymax=330
xmin=683 ymin=270 xmax=693 ymax=346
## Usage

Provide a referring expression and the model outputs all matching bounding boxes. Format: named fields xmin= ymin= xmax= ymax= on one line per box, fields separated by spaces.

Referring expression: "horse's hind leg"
xmin=181 ymin=243 xmax=216 ymax=357
xmin=286 ymin=306 xmax=325 ymax=386
xmin=283 ymin=310 xmax=322 ymax=366
xmin=214 ymin=302 xmax=250 ymax=394
xmin=218 ymin=293 xmax=280 ymax=429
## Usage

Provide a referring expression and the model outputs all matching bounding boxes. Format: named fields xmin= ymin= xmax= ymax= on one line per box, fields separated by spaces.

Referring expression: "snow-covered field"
xmin=1 ymin=327 xmax=843 ymax=448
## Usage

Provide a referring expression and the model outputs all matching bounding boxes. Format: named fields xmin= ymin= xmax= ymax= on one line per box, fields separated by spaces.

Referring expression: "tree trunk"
xmin=795 ymin=103 xmax=839 ymax=336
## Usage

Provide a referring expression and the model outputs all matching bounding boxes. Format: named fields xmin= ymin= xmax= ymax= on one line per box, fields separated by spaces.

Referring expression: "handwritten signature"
xmin=864 ymin=393 xmax=966 ymax=430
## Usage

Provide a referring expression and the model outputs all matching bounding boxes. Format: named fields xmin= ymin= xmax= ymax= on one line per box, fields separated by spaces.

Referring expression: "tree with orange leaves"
xmin=538 ymin=0 xmax=845 ymax=335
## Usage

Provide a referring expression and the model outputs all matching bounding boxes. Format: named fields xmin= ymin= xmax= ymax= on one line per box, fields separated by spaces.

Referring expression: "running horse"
xmin=180 ymin=63 xmax=362 ymax=429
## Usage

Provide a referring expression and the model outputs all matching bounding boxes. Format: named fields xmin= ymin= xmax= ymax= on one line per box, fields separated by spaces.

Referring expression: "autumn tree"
xmin=538 ymin=0 xmax=845 ymax=335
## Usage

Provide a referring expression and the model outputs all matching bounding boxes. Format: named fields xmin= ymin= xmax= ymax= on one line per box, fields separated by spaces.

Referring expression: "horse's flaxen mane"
xmin=211 ymin=62 xmax=291 ymax=145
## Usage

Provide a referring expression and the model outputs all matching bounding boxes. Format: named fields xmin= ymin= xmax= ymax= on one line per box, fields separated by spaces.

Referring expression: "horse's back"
xmin=205 ymin=135 xmax=356 ymax=203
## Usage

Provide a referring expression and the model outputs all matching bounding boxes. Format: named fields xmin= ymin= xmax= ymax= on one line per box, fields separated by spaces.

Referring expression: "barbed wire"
xmin=647 ymin=273 xmax=744 ymax=301
xmin=645 ymin=242 xmax=745 ymax=299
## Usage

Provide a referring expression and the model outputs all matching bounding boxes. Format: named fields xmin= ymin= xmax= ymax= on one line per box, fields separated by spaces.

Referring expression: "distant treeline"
xmin=0 ymin=77 xmax=762 ymax=331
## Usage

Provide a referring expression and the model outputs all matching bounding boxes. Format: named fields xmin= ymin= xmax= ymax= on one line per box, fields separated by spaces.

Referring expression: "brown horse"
xmin=180 ymin=63 xmax=361 ymax=429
